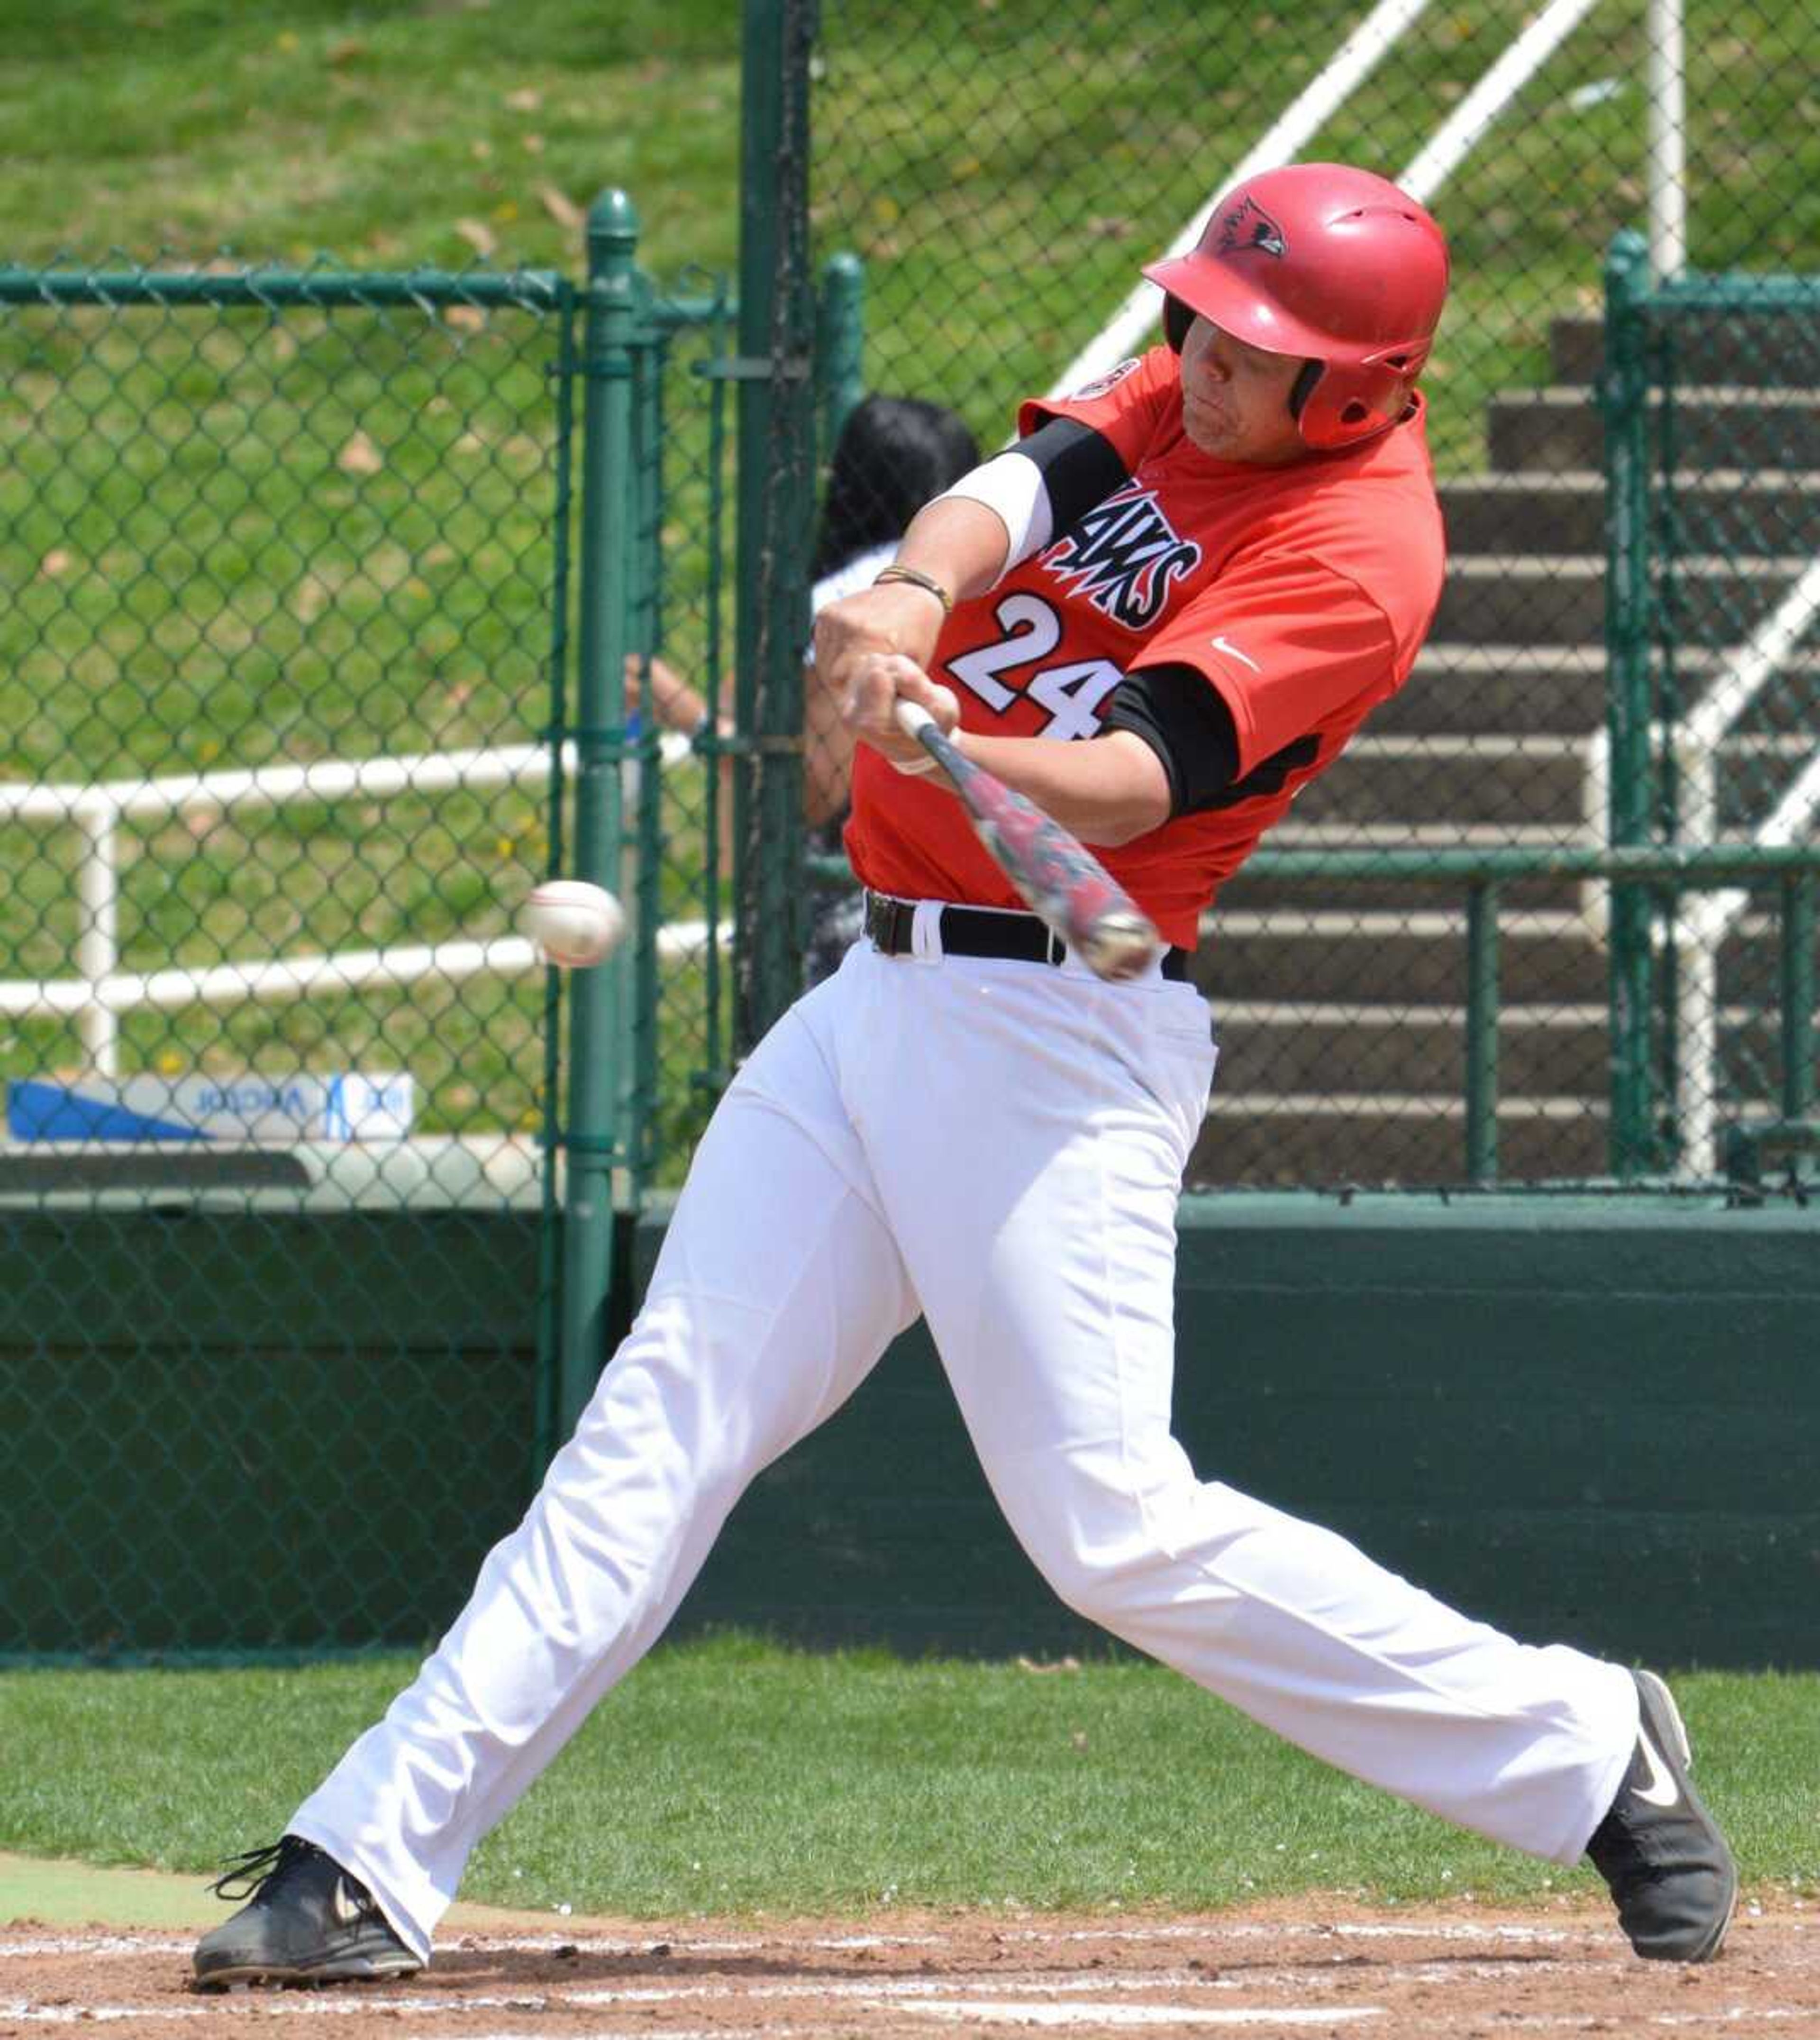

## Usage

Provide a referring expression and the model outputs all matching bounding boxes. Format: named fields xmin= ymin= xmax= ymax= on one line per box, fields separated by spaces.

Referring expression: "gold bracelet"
xmin=873 ymin=564 xmax=954 ymax=615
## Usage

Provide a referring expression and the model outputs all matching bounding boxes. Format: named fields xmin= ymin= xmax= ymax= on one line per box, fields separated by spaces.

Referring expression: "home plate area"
xmin=5 ymin=1903 xmax=1820 ymax=2038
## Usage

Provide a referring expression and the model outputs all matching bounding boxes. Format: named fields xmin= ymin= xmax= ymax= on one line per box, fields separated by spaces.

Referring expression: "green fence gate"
xmin=0 ymin=144 xmax=859 ymax=1657
xmin=0 ymin=254 xmax=585 ymax=1658
xmin=1602 ymin=229 xmax=1820 ymax=1184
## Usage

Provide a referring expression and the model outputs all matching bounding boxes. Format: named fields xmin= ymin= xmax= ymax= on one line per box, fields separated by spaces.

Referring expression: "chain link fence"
xmin=808 ymin=0 xmax=1820 ymax=1190
xmin=6 ymin=1 xmax=1818 ymax=1654
xmin=623 ymin=267 xmax=742 ymax=1183
xmin=1603 ymin=242 xmax=1820 ymax=1184
xmin=0 ymin=261 xmax=578 ymax=1657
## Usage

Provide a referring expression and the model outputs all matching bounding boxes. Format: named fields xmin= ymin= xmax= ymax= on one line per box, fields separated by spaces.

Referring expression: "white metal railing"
xmin=1672 ymin=555 xmax=1820 ymax=1174
xmin=1051 ymin=0 xmax=1679 ymax=401
xmin=1396 ymin=0 xmax=1602 ymax=204
xmin=1647 ymin=0 xmax=1687 ymax=277
xmin=0 ymin=734 xmax=698 ymax=1078
xmin=1575 ymin=556 xmax=1820 ymax=1177
xmin=1047 ymin=0 xmax=1435 ymax=400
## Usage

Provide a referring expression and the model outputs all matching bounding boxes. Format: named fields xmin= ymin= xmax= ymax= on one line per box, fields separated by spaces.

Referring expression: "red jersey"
xmin=844 ymin=346 xmax=1446 ymax=949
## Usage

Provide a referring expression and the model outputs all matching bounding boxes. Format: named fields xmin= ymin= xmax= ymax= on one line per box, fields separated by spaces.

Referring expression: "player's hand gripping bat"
xmin=892 ymin=699 xmax=1163 ymax=983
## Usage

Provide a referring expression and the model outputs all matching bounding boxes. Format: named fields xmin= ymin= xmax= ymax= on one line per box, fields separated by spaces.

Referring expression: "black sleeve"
xmin=1101 ymin=663 xmax=1241 ymax=815
xmin=1008 ymin=416 xmax=1130 ymax=536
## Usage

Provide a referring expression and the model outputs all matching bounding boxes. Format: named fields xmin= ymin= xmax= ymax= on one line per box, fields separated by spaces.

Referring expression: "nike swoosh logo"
xmin=1634 ymin=1727 xmax=1682 ymax=1808
xmin=1209 ymin=635 xmax=1261 ymax=673
xmin=332 ymin=1879 xmax=368 ymax=1927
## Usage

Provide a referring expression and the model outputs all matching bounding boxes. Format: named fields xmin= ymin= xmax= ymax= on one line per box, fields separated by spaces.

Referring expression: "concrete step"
xmin=1229 ymin=823 xmax=1584 ymax=911
xmin=1438 ymin=471 xmax=1817 ymax=555
xmin=1433 ymin=554 xmax=1813 ymax=648
xmin=1191 ymin=908 xmax=1607 ymax=1005
xmin=1552 ymin=313 xmax=1820 ymax=389
xmin=1188 ymin=908 xmax=1806 ymax=1008
xmin=1292 ymin=731 xmax=1819 ymax=835
xmin=1488 ymin=387 xmax=1820 ymax=473
xmin=1184 ymin=1093 xmax=1607 ymax=1189
xmin=1210 ymin=1001 xmax=1792 ymax=1101
xmin=1377 ymin=646 xmax=1820 ymax=740
xmin=1377 ymin=648 xmax=1606 ymax=737
xmin=1292 ymin=735 xmax=1585 ymax=832
xmin=1232 ymin=823 xmax=1808 ymax=917
xmin=1217 ymin=1003 xmax=1605 ymax=1098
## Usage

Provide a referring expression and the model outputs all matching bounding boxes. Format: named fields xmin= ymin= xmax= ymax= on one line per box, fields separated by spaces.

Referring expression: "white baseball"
xmin=519 ymin=879 xmax=627 ymax=969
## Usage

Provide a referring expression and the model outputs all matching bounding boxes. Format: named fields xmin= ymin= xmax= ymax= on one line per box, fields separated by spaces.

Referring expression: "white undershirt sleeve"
xmin=930 ymin=452 xmax=1055 ymax=584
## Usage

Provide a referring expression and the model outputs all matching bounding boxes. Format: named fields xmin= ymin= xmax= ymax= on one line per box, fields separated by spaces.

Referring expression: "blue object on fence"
xmin=7 ymin=1080 xmax=203 ymax=1143
xmin=6 ymin=1073 xmax=414 ymax=1143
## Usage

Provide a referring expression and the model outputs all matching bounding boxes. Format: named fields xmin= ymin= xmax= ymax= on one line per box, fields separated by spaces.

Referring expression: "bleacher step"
xmin=1438 ymin=470 xmax=1814 ymax=554
xmin=1184 ymin=1096 xmax=1607 ymax=1189
xmin=1488 ymin=387 xmax=1820 ymax=472
xmin=1432 ymin=553 xmax=1810 ymax=647
xmin=1551 ymin=311 xmax=1820 ymax=389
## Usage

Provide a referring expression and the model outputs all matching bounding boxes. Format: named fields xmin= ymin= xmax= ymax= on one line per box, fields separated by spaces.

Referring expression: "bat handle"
xmin=892 ymin=698 xmax=938 ymax=743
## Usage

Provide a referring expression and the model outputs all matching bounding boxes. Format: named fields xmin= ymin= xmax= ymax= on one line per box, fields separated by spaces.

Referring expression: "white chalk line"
xmin=12 ymin=2012 xmax=1820 ymax=2038
xmin=8 ymin=1922 xmax=1818 ymax=2036
xmin=895 ymin=2009 xmax=1383 ymax=2030
xmin=1461 ymin=2017 xmax=1820 ymax=2033
xmin=14 ymin=1965 xmax=1588 ymax=2013
xmin=0 ymin=2005 xmax=1386 ymax=2036
xmin=421 ymin=2023 xmax=1820 ymax=2040
xmin=0 ymin=1917 xmax=1591 ymax=1962
xmin=10 ymin=1975 xmax=1820 ymax=2035
xmin=4 ymin=2023 xmax=770 ymax=2040
xmin=0 ymin=1936 xmax=196 ymax=1958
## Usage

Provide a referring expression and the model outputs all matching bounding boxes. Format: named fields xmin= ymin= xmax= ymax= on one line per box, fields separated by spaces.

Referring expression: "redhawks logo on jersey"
xmin=1067 ymin=357 xmax=1141 ymax=402
xmin=1039 ymin=479 xmax=1203 ymax=631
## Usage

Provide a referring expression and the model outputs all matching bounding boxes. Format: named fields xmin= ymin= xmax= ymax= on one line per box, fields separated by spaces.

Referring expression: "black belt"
xmin=864 ymin=892 xmax=1192 ymax=982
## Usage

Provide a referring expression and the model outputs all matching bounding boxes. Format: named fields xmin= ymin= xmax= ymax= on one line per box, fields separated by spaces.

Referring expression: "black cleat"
xmin=192 ymin=1836 xmax=422 ymax=1990
xmin=1586 ymin=1669 xmax=1738 ymax=1962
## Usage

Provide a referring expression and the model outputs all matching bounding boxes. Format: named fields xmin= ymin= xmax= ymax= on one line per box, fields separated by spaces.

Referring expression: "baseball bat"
xmin=892 ymin=699 xmax=1163 ymax=983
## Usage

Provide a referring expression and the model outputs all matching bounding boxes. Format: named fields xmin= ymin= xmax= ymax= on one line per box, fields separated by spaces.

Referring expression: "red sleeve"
xmin=1132 ymin=551 xmax=1400 ymax=776
xmin=1015 ymin=346 xmax=1180 ymax=471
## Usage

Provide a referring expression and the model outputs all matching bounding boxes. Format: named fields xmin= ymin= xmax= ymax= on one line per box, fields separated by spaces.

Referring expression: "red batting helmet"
xmin=1143 ymin=163 xmax=1449 ymax=451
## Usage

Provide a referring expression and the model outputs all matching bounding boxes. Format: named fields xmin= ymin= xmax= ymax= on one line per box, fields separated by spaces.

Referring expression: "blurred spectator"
xmin=628 ymin=393 xmax=980 ymax=982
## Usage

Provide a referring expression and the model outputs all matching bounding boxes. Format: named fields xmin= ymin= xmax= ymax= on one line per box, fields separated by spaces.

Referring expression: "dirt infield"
xmin=5 ymin=1898 xmax=1820 ymax=2038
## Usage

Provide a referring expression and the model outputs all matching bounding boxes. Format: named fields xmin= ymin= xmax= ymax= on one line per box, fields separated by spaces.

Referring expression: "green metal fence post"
xmin=628 ymin=301 xmax=665 ymax=1193
xmin=1782 ymin=873 xmax=1816 ymax=1122
xmin=535 ymin=285 xmax=582 ymax=1474
xmin=1602 ymin=229 xmax=1658 ymax=1177
xmin=733 ymin=0 xmax=817 ymax=1053
xmin=817 ymin=252 xmax=865 ymax=456
xmin=1464 ymin=881 xmax=1501 ymax=1185
xmin=556 ymin=189 xmax=641 ymax=1439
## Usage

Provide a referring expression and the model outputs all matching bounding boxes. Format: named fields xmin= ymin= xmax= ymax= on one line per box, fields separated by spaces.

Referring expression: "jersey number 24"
xmin=945 ymin=594 xmax=1123 ymax=741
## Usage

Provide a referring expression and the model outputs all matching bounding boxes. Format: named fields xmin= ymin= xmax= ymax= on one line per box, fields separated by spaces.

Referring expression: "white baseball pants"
xmin=292 ymin=922 xmax=1637 ymax=1958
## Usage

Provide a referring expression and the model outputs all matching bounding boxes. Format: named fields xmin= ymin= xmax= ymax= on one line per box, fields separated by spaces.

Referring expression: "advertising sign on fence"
xmin=5 ymin=1073 xmax=415 ymax=1144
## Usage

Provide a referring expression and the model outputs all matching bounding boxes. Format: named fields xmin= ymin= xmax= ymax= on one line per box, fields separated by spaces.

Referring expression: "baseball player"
xmin=193 ymin=164 xmax=1736 ymax=1987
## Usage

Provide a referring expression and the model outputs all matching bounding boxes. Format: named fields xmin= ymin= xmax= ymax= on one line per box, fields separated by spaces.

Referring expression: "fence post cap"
xmin=586 ymin=189 xmax=640 ymax=249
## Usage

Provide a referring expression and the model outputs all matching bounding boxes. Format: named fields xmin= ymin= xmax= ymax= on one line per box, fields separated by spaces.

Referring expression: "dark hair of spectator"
xmin=811 ymin=394 xmax=982 ymax=583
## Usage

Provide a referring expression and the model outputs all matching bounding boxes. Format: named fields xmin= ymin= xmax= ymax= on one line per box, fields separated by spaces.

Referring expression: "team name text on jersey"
xmin=1040 ymin=479 xmax=1203 ymax=631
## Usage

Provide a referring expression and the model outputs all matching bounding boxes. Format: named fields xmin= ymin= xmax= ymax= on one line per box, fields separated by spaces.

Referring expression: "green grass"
xmin=1 ymin=0 xmax=1813 ymax=1168
xmin=0 ymin=1 xmax=742 ymax=279
xmin=820 ymin=0 xmax=1820 ymax=476
xmin=2 ymin=1636 xmax=1818 ymax=1916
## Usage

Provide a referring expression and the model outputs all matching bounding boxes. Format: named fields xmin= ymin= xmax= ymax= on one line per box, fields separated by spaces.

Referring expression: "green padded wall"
xmin=652 ymin=1194 xmax=1820 ymax=1670
xmin=4 ymin=1196 xmax=1814 ymax=1665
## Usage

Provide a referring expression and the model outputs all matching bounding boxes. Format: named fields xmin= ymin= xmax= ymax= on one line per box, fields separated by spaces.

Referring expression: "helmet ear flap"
xmin=1162 ymin=294 xmax=1195 ymax=353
